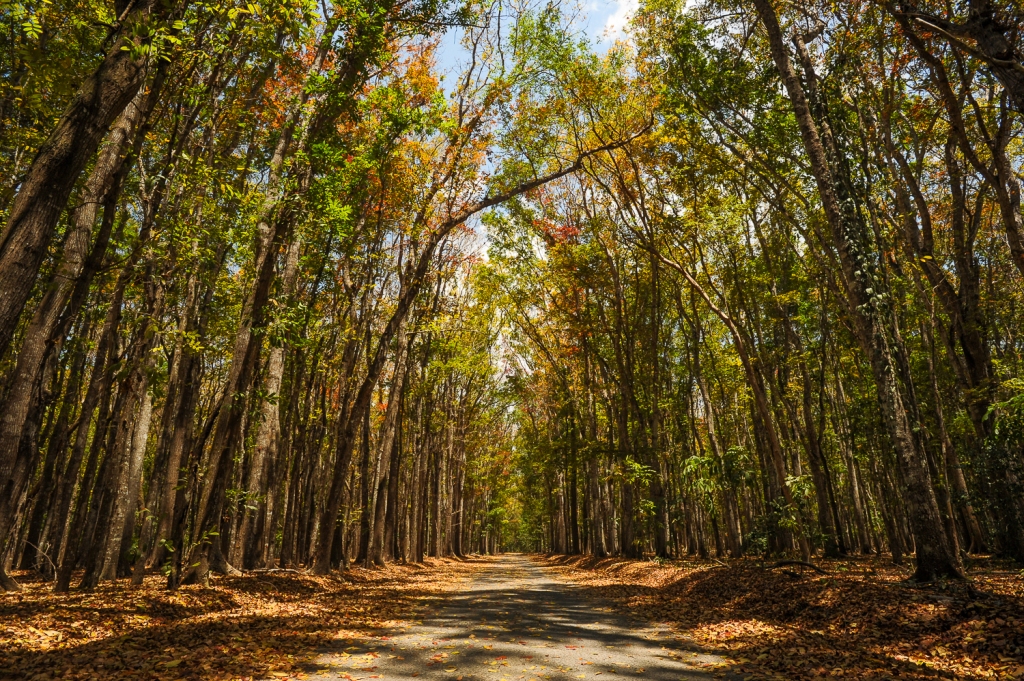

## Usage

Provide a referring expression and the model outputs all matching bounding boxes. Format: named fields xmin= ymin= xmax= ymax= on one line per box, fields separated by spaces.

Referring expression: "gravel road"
xmin=310 ymin=554 xmax=730 ymax=681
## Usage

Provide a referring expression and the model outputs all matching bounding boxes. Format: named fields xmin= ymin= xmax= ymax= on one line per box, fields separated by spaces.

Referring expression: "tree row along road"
xmin=1 ymin=0 xmax=1023 ymax=675
xmin=308 ymin=555 xmax=728 ymax=681
xmin=2 ymin=0 xmax=1023 ymax=651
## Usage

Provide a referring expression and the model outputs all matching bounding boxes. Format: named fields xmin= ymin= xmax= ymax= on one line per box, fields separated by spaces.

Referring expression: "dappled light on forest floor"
xmin=1 ymin=548 xmax=1023 ymax=681
xmin=306 ymin=553 xmax=734 ymax=680
xmin=542 ymin=555 xmax=1024 ymax=681
xmin=0 ymin=558 xmax=474 ymax=681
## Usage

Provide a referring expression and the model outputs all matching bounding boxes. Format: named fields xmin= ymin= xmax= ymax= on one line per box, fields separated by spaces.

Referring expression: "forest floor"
xmin=542 ymin=553 xmax=1024 ymax=681
xmin=0 ymin=558 xmax=475 ymax=681
xmin=2 ymin=554 xmax=1021 ymax=681
xmin=1 ymin=554 xmax=733 ymax=681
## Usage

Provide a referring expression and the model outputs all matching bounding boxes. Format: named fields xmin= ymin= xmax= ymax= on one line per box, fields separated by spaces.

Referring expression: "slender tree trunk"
xmin=106 ymin=388 xmax=153 ymax=580
xmin=234 ymin=235 xmax=302 ymax=568
xmin=370 ymin=320 xmax=411 ymax=565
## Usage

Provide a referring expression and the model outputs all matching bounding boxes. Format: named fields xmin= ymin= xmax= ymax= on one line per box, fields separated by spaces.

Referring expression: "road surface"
xmin=308 ymin=554 xmax=731 ymax=680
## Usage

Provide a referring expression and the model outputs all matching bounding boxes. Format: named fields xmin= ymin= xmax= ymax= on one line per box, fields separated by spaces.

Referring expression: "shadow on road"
xmin=310 ymin=554 xmax=731 ymax=680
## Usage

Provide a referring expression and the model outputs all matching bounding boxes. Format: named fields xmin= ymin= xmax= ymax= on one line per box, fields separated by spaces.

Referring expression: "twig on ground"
xmin=23 ymin=541 xmax=57 ymax=579
xmin=769 ymin=560 xmax=829 ymax=575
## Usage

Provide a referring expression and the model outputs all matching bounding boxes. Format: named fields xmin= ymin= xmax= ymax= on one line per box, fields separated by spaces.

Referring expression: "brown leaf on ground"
xmin=0 ymin=558 xmax=474 ymax=681
xmin=541 ymin=555 xmax=1024 ymax=681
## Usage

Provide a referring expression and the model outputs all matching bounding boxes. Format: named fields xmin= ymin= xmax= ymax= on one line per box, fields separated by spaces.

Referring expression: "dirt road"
xmin=310 ymin=554 xmax=729 ymax=680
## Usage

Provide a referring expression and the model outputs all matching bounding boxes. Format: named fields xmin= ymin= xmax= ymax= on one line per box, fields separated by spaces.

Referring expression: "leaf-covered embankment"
xmin=0 ymin=558 xmax=476 ymax=681
xmin=542 ymin=555 xmax=1024 ymax=680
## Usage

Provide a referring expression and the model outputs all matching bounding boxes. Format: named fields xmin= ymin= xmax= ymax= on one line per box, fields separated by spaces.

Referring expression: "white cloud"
xmin=601 ymin=0 xmax=638 ymax=43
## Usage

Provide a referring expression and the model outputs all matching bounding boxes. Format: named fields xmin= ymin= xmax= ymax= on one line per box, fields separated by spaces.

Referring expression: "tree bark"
xmin=233 ymin=234 xmax=302 ymax=569
xmin=370 ymin=319 xmax=412 ymax=566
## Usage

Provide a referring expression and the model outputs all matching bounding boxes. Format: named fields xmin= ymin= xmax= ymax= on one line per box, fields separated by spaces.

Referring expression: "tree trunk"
xmin=105 ymin=388 xmax=153 ymax=580
xmin=370 ymin=320 xmax=411 ymax=565
xmin=234 ymin=235 xmax=302 ymax=568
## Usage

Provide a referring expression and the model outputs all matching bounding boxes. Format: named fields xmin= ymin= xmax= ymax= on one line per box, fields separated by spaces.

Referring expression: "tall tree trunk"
xmin=233 ymin=235 xmax=302 ymax=568
xmin=370 ymin=320 xmax=411 ymax=566
xmin=829 ymin=370 xmax=873 ymax=554
xmin=23 ymin=319 xmax=92 ymax=576
xmin=105 ymin=388 xmax=153 ymax=580
xmin=54 ymin=254 xmax=137 ymax=592
xmin=83 ymin=273 xmax=163 ymax=588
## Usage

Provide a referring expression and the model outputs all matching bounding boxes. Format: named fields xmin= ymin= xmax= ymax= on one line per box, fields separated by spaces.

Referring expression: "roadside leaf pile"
xmin=545 ymin=556 xmax=1024 ymax=680
xmin=0 ymin=560 xmax=472 ymax=681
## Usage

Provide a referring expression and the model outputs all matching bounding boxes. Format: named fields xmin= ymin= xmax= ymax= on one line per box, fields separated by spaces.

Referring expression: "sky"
xmin=587 ymin=0 xmax=638 ymax=42
xmin=434 ymin=0 xmax=638 ymax=83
